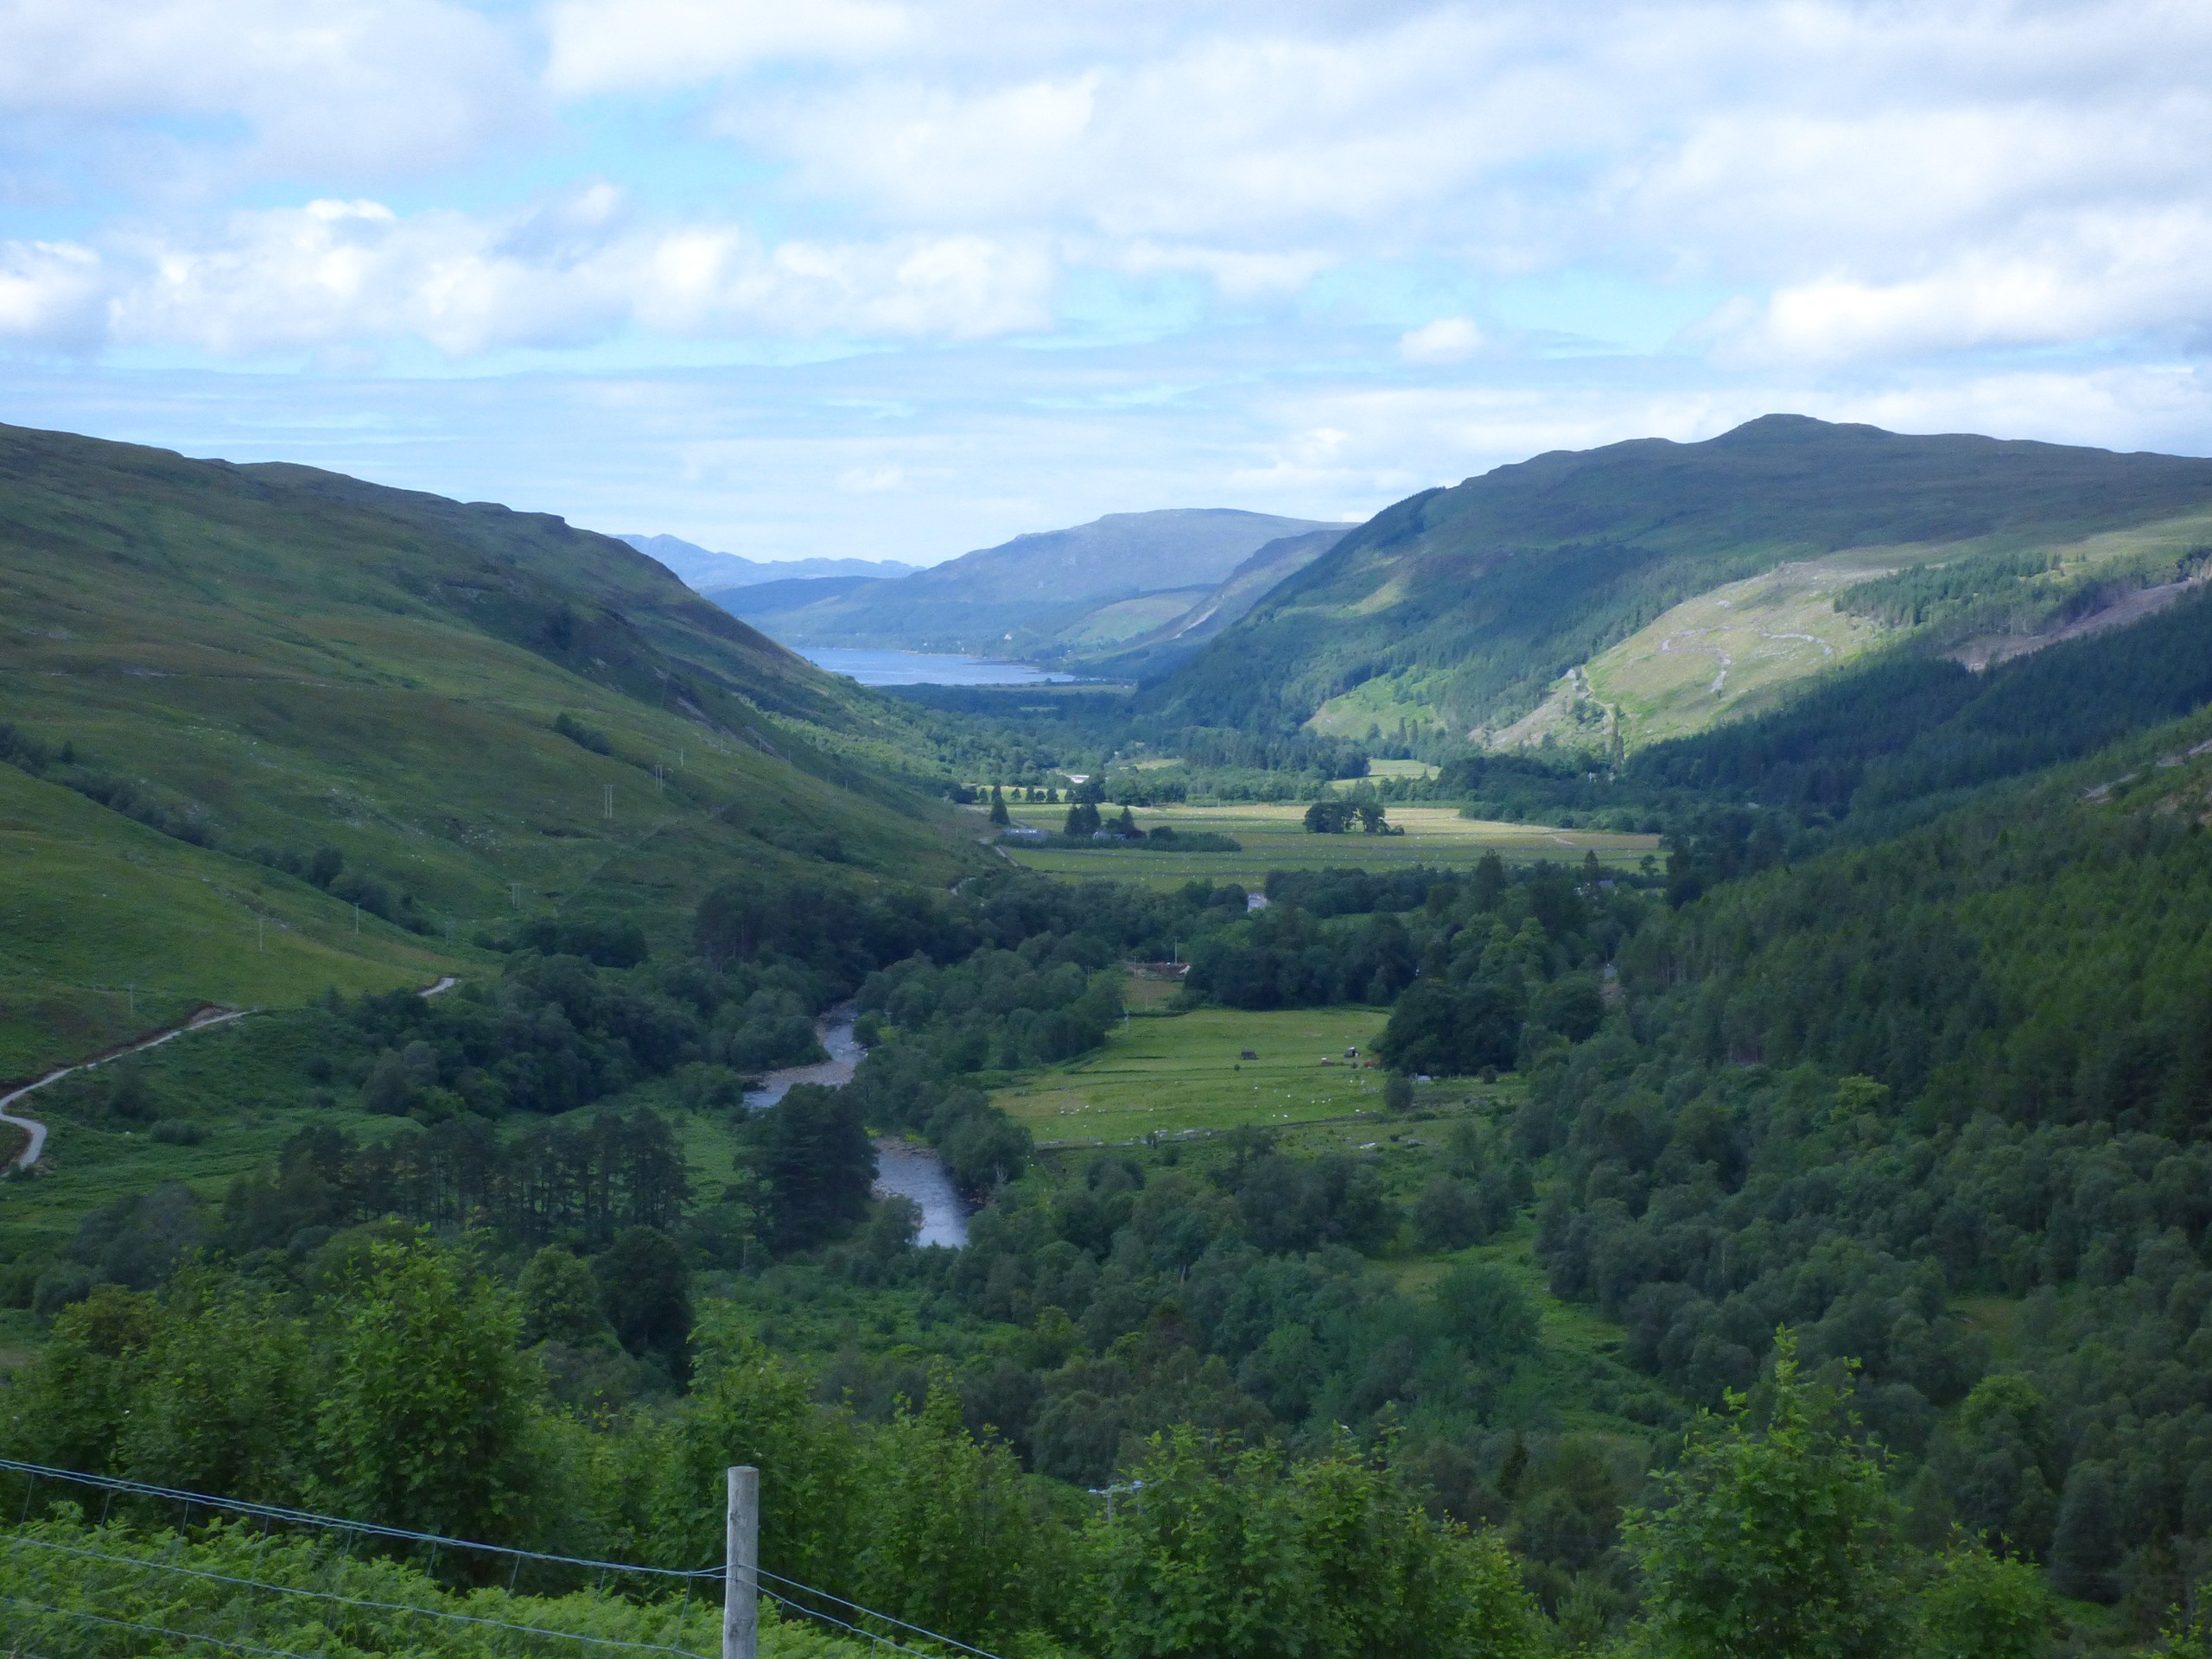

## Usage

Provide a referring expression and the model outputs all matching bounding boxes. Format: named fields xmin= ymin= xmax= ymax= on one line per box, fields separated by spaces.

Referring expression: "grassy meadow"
xmin=1474 ymin=505 xmax=2212 ymax=756
xmin=995 ymin=1002 xmax=1395 ymax=1145
xmin=995 ymin=801 xmax=1658 ymax=889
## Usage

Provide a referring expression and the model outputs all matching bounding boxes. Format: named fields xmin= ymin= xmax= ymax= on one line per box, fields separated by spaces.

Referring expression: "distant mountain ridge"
xmin=618 ymin=532 xmax=917 ymax=591
xmin=1145 ymin=415 xmax=2212 ymax=747
xmin=721 ymin=507 xmax=1337 ymax=671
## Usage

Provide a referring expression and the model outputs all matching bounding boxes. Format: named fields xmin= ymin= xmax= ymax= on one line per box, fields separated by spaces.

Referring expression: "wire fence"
xmin=0 ymin=1459 xmax=708 ymax=1601
xmin=0 ymin=1459 xmax=1007 ymax=1659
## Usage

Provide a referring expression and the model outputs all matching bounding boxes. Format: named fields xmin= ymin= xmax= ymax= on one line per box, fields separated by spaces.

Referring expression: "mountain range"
xmin=714 ymin=508 xmax=1338 ymax=672
xmin=615 ymin=533 xmax=917 ymax=590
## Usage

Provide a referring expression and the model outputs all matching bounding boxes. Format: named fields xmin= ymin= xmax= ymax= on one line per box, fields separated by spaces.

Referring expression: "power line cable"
xmin=755 ymin=1582 xmax=952 ymax=1659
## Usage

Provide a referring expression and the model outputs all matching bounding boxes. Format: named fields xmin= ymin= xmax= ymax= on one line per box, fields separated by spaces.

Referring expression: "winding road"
xmin=0 ymin=972 xmax=462 ymax=1173
xmin=0 ymin=1006 xmax=251 ymax=1171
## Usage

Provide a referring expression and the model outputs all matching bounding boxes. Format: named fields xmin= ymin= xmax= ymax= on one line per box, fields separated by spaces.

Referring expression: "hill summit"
xmin=1144 ymin=414 xmax=2212 ymax=744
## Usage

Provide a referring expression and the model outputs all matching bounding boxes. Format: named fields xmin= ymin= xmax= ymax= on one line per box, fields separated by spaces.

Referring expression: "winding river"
xmin=743 ymin=1006 xmax=970 ymax=1249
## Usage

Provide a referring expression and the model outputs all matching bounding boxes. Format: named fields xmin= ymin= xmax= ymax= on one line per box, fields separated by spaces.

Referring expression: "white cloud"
xmin=0 ymin=240 xmax=107 ymax=349
xmin=1701 ymin=207 xmax=2212 ymax=365
xmin=543 ymin=0 xmax=911 ymax=96
xmin=4 ymin=0 xmax=2212 ymax=550
xmin=1399 ymin=317 xmax=1484 ymax=364
xmin=683 ymin=0 xmax=2212 ymax=359
xmin=0 ymin=0 xmax=536 ymax=181
xmin=84 ymin=193 xmax=1053 ymax=356
xmin=1116 ymin=243 xmax=1337 ymax=299
xmin=729 ymin=14 xmax=1578 ymax=240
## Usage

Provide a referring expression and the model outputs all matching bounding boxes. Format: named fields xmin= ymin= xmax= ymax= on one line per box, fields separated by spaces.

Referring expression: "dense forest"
xmin=16 ymin=728 xmax=2212 ymax=1653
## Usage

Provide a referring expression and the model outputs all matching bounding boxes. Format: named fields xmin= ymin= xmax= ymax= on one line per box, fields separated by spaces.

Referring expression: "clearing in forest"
xmin=995 ymin=1004 xmax=1393 ymax=1144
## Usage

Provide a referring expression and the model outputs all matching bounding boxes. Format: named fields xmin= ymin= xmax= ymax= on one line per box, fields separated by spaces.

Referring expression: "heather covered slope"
xmin=1144 ymin=415 xmax=2212 ymax=740
xmin=0 ymin=423 xmax=982 ymax=1071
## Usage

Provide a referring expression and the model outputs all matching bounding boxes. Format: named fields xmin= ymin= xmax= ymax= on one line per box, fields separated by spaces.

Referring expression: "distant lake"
xmin=796 ymin=647 xmax=1079 ymax=686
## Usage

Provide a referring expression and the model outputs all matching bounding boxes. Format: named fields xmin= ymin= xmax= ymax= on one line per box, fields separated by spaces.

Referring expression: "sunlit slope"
xmin=1489 ymin=505 xmax=2212 ymax=752
xmin=0 ymin=423 xmax=980 ymax=1066
xmin=1150 ymin=415 xmax=2212 ymax=740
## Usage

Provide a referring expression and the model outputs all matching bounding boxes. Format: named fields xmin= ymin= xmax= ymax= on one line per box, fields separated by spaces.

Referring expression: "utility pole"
xmin=511 ymin=881 xmax=522 ymax=912
xmin=724 ymin=1465 xmax=758 ymax=1659
xmin=604 ymin=784 xmax=614 ymax=821
xmin=1090 ymin=1478 xmax=1143 ymax=1522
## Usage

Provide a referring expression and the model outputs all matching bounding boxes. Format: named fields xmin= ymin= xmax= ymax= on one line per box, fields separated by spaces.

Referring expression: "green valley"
xmin=16 ymin=414 xmax=2212 ymax=1659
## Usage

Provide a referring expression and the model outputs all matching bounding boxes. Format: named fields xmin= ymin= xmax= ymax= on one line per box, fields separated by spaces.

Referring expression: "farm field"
xmin=996 ymin=802 xmax=1658 ymax=888
xmin=995 ymin=1004 xmax=1393 ymax=1145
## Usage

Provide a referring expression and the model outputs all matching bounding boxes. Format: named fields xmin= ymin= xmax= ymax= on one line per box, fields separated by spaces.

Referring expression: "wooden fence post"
xmin=724 ymin=1465 xmax=758 ymax=1659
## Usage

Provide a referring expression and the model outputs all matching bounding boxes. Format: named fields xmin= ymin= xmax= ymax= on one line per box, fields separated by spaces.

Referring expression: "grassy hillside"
xmin=0 ymin=762 xmax=458 ymax=1077
xmin=0 ymin=422 xmax=981 ymax=1071
xmin=1146 ymin=415 xmax=2212 ymax=742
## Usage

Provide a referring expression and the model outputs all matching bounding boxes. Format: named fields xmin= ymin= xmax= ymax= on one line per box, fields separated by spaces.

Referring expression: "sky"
xmin=1 ymin=0 xmax=2209 ymax=566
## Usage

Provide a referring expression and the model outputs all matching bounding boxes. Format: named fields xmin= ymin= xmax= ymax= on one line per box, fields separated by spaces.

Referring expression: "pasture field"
xmin=996 ymin=802 xmax=1658 ymax=889
xmin=995 ymin=1004 xmax=1394 ymax=1145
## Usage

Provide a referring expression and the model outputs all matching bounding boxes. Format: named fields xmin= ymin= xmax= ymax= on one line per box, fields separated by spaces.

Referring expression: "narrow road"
xmin=0 ymin=972 xmax=461 ymax=1172
xmin=0 ymin=1006 xmax=250 ymax=1172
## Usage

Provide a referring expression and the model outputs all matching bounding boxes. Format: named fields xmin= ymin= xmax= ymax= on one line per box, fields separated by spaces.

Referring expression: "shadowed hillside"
xmin=0 ymin=423 xmax=980 ymax=1074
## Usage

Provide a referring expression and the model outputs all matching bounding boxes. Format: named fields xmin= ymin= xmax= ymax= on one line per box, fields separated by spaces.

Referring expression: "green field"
xmin=995 ymin=802 xmax=1658 ymax=888
xmin=995 ymin=1004 xmax=1395 ymax=1144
